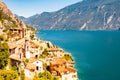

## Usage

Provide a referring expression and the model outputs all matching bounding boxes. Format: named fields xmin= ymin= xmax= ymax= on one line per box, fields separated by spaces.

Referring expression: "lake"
xmin=36 ymin=30 xmax=120 ymax=80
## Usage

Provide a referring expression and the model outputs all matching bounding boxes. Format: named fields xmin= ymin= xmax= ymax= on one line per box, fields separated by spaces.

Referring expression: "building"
xmin=9 ymin=24 xmax=26 ymax=40
xmin=49 ymin=58 xmax=78 ymax=80
xmin=8 ymin=38 xmax=26 ymax=71
xmin=30 ymin=41 xmax=41 ymax=58
xmin=25 ymin=40 xmax=41 ymax=59
xmin=24 ymin=63 xmax=36 ymax=79
xmin=25 ymin=58 xmax=44 ymax=79
xmin=47 ymin=48 xmax=64 ymax=57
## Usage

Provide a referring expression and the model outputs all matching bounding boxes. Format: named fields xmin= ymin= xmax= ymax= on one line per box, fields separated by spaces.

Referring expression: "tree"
xmin=39 ymin=49 xmax=49 ymax=59
xmin=62 ymin=53 xmax=73 ymax=63
xmin=38 ymin=71 xmax=52 ymax=80
xmin=0 ymin=42 xmax=10 ymax=69
xmin=0 ymin=70 xmax=18 ymax=80
xmin=0 ymin=75 xmax=4 ymax=80
xmin=12 ymin=66 xmax=17 ymax=71
xmin=0 ymin=35 xmax=4 ymax=41
xmin=52 ymin=76 xmax=59 ymax=80
xmin=38 ymin=71 xmax=59 ymax=80
xmin=33 ymin=75 xmax=39 ymax=80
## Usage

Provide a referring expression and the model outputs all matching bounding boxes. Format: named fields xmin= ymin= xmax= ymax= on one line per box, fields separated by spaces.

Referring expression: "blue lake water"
xmin=36 ymin=30 xmax=120 ymax=80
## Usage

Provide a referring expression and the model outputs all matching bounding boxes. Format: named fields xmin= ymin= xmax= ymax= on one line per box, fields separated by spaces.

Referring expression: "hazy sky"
xmin=3 ymin=0 xmax=82 ymax=18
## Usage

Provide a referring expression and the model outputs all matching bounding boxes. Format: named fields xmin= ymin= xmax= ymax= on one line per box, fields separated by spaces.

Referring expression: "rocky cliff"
xmin=0 ymin=0 xmax=26 ymax=34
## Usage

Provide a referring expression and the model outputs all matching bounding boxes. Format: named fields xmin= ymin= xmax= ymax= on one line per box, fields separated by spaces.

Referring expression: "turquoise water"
xmin=36 ymin=30 xmax=120 ymax=80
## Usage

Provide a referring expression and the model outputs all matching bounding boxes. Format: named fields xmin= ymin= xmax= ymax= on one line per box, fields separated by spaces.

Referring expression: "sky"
xmin=3 ymin=0 xmax=82 ymax=18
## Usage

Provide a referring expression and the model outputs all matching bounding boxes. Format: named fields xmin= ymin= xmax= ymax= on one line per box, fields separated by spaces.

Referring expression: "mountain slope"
xmin=21 ymin=0 xmax=120 ymax=30
xmin=0 ymin=1 xmax=26 ymax=34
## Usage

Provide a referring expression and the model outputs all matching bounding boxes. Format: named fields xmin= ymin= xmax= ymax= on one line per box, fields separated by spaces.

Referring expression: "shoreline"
xmin=35 ymin=31 xmax=79 ymax=79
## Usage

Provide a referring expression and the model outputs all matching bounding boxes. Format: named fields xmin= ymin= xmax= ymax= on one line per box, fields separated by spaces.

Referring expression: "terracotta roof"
xmin=26 ymin=63 xmax=36 ymax=70
xmin=50 ymin=58 xmax=76 ymax=75
xmin=66 ymin=67 xmax=77 ymax=73
xmin=54 ymin=67 xmax=68 ymax=74
xmin=53 ymin=66 xmax=77 ymax=75
xmin=50 ymin=58 xmax=66 ymax=66
xmin=9 ymin=54 xmax=22 ymax=61
xmin=47 ymin=48 xmax=64 ymax=52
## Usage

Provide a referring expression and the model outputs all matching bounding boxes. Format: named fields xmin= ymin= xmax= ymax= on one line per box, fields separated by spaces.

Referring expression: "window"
xmin=35 ymin=55 xmax=38 ymax=58
xmin=36 ymin=66 xmax=39 ymax=70
xmin=72 ymin=75 xmax=76 ymax=78
xmin=39 ymin=67 xmax=41 ymax=70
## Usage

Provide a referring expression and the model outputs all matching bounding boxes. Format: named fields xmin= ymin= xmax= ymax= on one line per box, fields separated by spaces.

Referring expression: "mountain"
xmin=0 ymin=0 xmax=26 ymax=34
xmin=15 ymin=14 xmax=27 ymax=22
xmin=20 ymin=0 xmax=120 ymax=30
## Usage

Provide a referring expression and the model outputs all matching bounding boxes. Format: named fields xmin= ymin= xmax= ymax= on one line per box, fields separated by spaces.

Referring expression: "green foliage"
xmin=20 ymin=70 xmax=25 ymax=80
xmin=39 ymin=49 xmax=49 ymax=59
xmin=33 ymin=75 xmax=39 ymax=80
xmin=0 ymin=75 xmax=4 ymax=80
xmin=26 ymin=25 xmax=36 ymax=31
xmin=40 ymin=46 xmax=43 ymax=50
xmin=30 ymin=34 xmax=35 ymax=40
xmin=62 ymin=54 xmax=73 ymax=63
xmin=43 ymin=63 xmax=47 ymax=69
xmin=7 ymin=30 xmax=12 ymax=38
xmin=12 ymin=21 xmax=17 ymax=27
xmin=0 ymin=42 xmax=10 ymax=69
xmin=24 ymin=58 xmax=29 ymax=66
xmin=52 ymin=76 xmax=59 ymax=80
xmin=42 ymin=49 xmax=49 ymax=55
xmin=47 ymin=43 xmax=50 ymax=48
xmin=38 ymin=71 xmax=59 ymax=80
xmin=12 ymin=66 xmax=17 ymax=71
xmin=0 ymin=70 xmax=18 ymax=80
xmin=0 ymin=35 xmax=4 ymax=41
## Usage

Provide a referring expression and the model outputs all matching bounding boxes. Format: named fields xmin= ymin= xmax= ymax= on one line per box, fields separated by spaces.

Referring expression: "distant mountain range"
xmin=19 ymin=0 xmax=120 ymax=30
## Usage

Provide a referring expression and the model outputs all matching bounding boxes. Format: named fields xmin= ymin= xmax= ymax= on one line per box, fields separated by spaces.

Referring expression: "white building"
xmin=25 ymin=58 xmax=44 ymax=79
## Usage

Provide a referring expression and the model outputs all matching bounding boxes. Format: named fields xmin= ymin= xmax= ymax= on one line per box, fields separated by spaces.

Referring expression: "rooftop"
xmin=53 ymin=66 xmax=77 ymax=75
xmin=30 ymin=41 xmax=39 ymax=48
xmin=9 ymin=54 xmax=22 ymax=62
xmin=66 ymin=67 xmax=77 ymax=73
xmin=47 ymin=48 xmax=64 ymax=52
xmin=8 ymin=38 xmax=25 ymax=49
xmin=29 ymin=57 xmax=37 ymax=63
xmin=26 ymin=63 xmax=36 ymax=70
xmin=50 ymin=58 xmax=66 ymax=66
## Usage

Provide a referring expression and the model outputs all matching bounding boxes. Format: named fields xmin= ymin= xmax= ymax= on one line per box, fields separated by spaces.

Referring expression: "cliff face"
xmin=0 ymin=1 xmax=26 ymax=32
xmin=21 ymin=0 xmax=120 ymax=30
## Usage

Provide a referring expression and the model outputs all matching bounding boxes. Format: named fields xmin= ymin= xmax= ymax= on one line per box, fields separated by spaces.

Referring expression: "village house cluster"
xmin=0 ymin=22 xmax=78 ymax=80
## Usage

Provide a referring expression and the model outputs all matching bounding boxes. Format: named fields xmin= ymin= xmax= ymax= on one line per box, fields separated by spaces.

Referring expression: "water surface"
xmin=36 ymin=30 xmax=120 ymax=80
